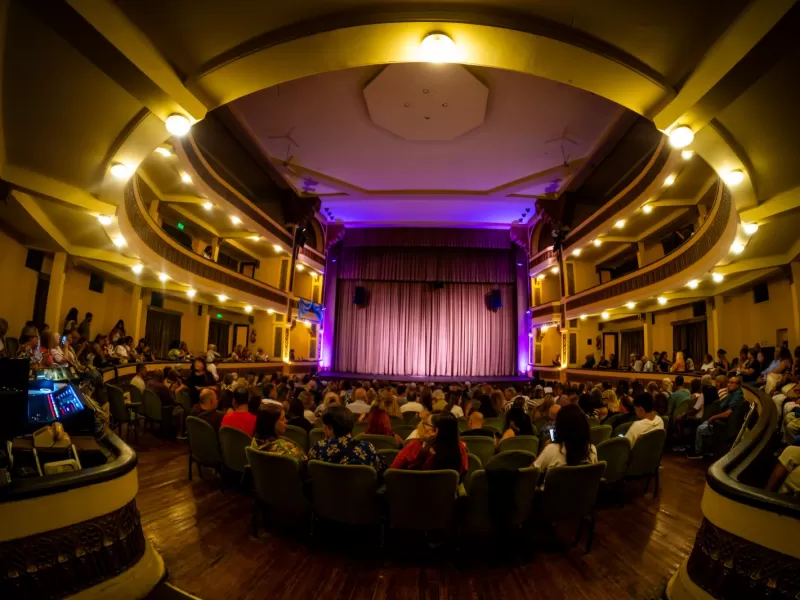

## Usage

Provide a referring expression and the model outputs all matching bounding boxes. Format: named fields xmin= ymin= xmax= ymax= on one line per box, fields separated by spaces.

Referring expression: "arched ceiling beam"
xmin=654 ymin=0 xmax=797 ymax=133
xmin=3 ymin=165 xmax=115 ymax=214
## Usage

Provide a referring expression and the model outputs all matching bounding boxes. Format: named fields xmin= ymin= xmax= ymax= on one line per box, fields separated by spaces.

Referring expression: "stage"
xmin=317 ymin=371 xmax=531 ymax=384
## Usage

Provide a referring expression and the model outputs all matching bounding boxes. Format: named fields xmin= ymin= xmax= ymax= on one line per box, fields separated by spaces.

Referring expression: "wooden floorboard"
xmin=133 ymin=435 xmax=708 ymax=600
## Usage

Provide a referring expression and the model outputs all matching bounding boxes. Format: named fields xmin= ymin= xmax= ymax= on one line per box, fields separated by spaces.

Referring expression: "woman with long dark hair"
xmin=363 ymin=406 xmax=404 ymax=445
xmin=499 ymin=407 xmax=534 ymax=442
xmin=187 ymin=357 xmax=216 ymax=405
xmin=284 ymin=396 xmax=313 ymax=432
xmin=390 ymin=412 xmax=467 ymax=473
xmin=63 ymin=307 xmax=79 ymax=336
xmin=534 ymin=404 xmax=598 ymax=470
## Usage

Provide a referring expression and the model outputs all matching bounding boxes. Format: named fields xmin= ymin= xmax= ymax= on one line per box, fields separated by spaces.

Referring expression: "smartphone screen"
xmin=618 ymin=434 xmax=625 ymax=438
xmin=548 ymin=429 xmax=556 ymax=442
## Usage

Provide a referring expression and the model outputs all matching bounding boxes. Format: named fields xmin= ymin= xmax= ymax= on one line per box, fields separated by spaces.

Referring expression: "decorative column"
xmin=320 ymin=242 xmax=342 ymax=371
xmin=513 ymin=245 xmax=531 ymax=375
xmin=129 ymin=285 xmax=143 ymax=343
xmin=45 ymin=252 xmax=67 ymax=332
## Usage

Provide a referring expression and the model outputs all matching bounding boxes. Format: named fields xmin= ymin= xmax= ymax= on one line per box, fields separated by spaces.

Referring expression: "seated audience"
xmin=689 ymin=376 xmax=745 ymax=458
xmin=766 ymin=445 xmax=800 ymax=494
xmin=700 ymin=354 xmax=716 ymax=372
xmin=631 ymin=354 xmax=643 ymax=372
xmin=534 ymin=404 xmax=598 ymax=470
xmin=670 ymin=351 xmax=686 ymax=372
xmin=625 ymin=393 xmax=664 ymax=446
xmin=130 ymin=363 xmax=147 ymax=393
xmin=668 ymin=375 xmax=690 ymax=416
xmin=716 ymin=374 xmax=729 ymax=401
xmin=407 ymin=411 xmax=434 ymax=441
xmin=254 ymin=347 xmax=268 ymax=362
xmin=167 ymin=340 xmax=185 ymax=361
xmin=187 ymin=357 xmax=216 ymax=405
xmin=432 ymin=389 xmax=447 ymax=411
xmin=308 ymin=406 xmax=386 ymax=472
xmin=190 ymin=389 xmax=224 ymax=430
xmin=500 ymin=407 xmax=535 ymax=442
xmin=347 ymin=387 xmax=371 ymax=414
xmin=381 ymin=391 xmax=403 ymax=419
xmin=462 ymin=411 xmax=496 ymax=439
xmin=391 ymin=412 xmax=468 ymax=474
xmin=180 ymin=341 xmax=193 ymax=360
xmin=657 ymin=351 xmax=672 ymax=372
xmin=738 ymin=349 xmax=761 ymax=383
xmin=285 ymin=396 xmax=314 ymax=431
xmin=109 ymin=320 xmax=126 ymax=344
xmin=251 ymin=404 xmax=307 ymax=461
xmin=221 ymin=387 xmax=259 ymax=436
xmin=581 ymin=353 xmax=596 ymax=369
xmin=609 ymin=353 xmax=619 ymax=369
xmin=642 ymin=353 xmax=655 ymax=372
xmin=362 ymin=406 xmax=404 ymax=445
xmin=597 ymin=355 xmax=610 ymax=369
xmin=445 ymin=390 xmax=466 ymax=418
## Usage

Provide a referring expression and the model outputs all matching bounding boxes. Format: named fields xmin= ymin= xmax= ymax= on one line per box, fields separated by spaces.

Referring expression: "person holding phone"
xmin=533 ymin=404 xmax=598 ymax=470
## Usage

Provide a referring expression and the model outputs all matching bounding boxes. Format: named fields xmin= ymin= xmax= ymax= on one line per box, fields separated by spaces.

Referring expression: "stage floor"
xmin=317 ymin=371 xmax=531 ymax=384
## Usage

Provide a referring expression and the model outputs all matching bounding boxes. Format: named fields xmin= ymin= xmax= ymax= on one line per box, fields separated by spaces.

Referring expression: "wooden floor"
xmin=133 ymin=435 xmax=708 ymax=600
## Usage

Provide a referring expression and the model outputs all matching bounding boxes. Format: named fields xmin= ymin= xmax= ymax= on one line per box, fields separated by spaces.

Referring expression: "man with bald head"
xmin=190 ymin=388 xmax=223 ymax=430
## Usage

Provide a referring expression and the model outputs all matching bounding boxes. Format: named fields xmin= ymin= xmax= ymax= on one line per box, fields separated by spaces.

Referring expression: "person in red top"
xmin=363 ymin=406 xmax=404 ymax=446
xmin=221 ymin=387 xmax=259 ymax=437
xmin=390 ymin=412 xmax=468 ymax=474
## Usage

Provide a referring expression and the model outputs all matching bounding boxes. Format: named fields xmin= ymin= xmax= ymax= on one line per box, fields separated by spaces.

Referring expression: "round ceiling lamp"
xmin=419 ymin=33 xmax=458 ymax=63
xmin=742 ymin=223 xmax=759 ymax=235
xmin=723 ymin=169 xmax=745 ymax=186
xmin=669 ymin=126 xmax=694 ymax=149
xmin=131 ymin=264 xmax=143 ymax=275
xmin=109 ymin=163 xmax=132 ymax=180
xmin=165 ymin=114 xmax=191 ymax=136
xmin=657 ymin=296 xmax=668 ymax=306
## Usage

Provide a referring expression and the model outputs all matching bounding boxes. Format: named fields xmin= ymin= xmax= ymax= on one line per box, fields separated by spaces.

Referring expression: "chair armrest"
xmin=127 ymin=402 xmax=142 ymax=409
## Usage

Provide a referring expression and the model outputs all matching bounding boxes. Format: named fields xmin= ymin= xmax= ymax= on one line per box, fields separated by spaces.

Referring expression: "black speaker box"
xmin=486 ymin=289 xmax=502 ymax=310
xmin=353 ymin=286 xmax=367 ymax=306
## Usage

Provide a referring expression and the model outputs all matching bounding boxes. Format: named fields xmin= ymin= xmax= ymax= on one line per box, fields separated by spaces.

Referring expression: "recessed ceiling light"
xmin=541 ymin=324 xmax=550 ymax=332
xmin=571 ymin=248 xmax=582 ymax=257
xmin=158 ymin=272 xmax=169 ymax=282
xmin=273 ymin=244 xmax=282 ymax=253
xmin=536 ymin=274 xmax=545 ymax=280
xmin=165 ymin=114 xmax=191 ymax=136
xmin=723 ymin=169 xmax=745 ymax=186
xmin=550 ymin=266 xmax=559 ymax=274
xmin=248 ymin=235 xmax=260 ymax=241
xmin=642 ymin=204 xmax=653 ymax=214
xmin=601 ymin=311 xmax=610 ymax=320
xmin=579 ymin=314 xmax=587 ymax=320
xmin=244 ymin=305 xmax=253 ymax=314
xmin=202 ymin=202 xmax=213 ymax=211
xmin=657 ymin=296 xmax=667 ymax=305
xmin=669 ymin=126 xmax=694 ymax=149
xmin=155 ymin=147 xmax=172 ymax=158
xmin=230 ymin=216 xmax=242 ymax=225
xmin=712 ymin=272 xmax=725 ymax=283
xmin=303 ymin=320 xmax=311 ymax=328
xmin=296 ymin=264 xmax=305 ymax=272
xmin=97 ymin=215 xmax=113 ymax=226
xmin=180 ymin=172 xmax=192 ymax=184
xmin=112 ymin=235 xmax=126 ymax=247
xmin=593 ymin=239 xmax=603 ymax=247
xmin=625 ymin=301 xmax=636 ymax=309
xmin=687 ymin=280 xmax=699 ymax=289
xmin=218 ymin=294 xmax=227 ymax=302
xmin=310 ymin=271 xmax=318 ymax=278
xmin=730 ymin=241 xmax=745 ymax=254
xmin=663 ymin=174 xmax=676 ymax=187
xmin=131 ymin=264 xmax=143 ymax=275
xmin=420 ymin=33 xmax=458 ymax=63
xmin=742 ymin=222 xmax=759 ymax=235
xmin=614 ymin=219 xmax=626 ymax=229
xmin=186 ymin=288 xmax=196 ymax=298
xmin=110 ymin=163 xmax=132 ymax=180
xmin=267 ymin=308 xmax=275 ymax=314
xmin=681 ymin=149 xmax=694 ymax=160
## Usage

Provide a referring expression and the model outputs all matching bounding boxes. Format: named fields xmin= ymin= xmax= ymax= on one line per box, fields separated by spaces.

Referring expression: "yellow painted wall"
xmin=569 ymin=260 xmax=600 ymax=295
xmin=292 ymin=270 xmax=315 ymax=300
xmin=61 ymin=266 xmax=135 ymax=341
xmin=577 ymin=316 xmax=600 ymax=364
xmin=718 ymin=279 xmax=794 ymax=350
xmin=638 ymin=241 xmax=664 ymax=267
xmin=0 ymin=230 xmax=38 ymax=337
xmin=539 ymin=273 xmax=561 ymax=304
xmin=255 ymin=255 xmax=283 ymax=289
xmin=290 ymin=321 xmax=315 ymax=360
xmin=538 ymin=327 xmax=561 ymax=365
xmin=651 ymin=304 xmax=695 ymax=353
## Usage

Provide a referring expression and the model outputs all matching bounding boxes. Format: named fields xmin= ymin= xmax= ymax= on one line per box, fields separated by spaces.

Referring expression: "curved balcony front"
xmin=563 ymin=180 xmax=737 ymax=319
xmin=118 ymin=176 xmax=290 ymax=312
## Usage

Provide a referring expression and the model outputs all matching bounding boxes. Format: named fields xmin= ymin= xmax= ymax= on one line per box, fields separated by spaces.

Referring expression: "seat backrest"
xmin=308 ymin=461 xmax=380 ymax=525
xmin=128 ymin=385 xmax=142 ymax=406
xmin=106 ymin=384 xmax=128 ymax=422
xmin=282 ymin=424 xmax=309 ymax=452
xmin=461 ymin=466 xmax=539 ymax=536
xmin=389 ymin=416 xmax=404 ymax=428
xmin=672 ymin=398 xmax=693 ymax=419
xmin=142 ymin=389 xmax=162 ymax=421
xmin=457 ymin=418 xmax=468 ymax=432
xmin=463 ymin=437 xmax=496 ymax=467
xmin=176 ymin=388 xmax=191 ymax=414
xmin=485 ymin=450 xmax=536 ymax=471
xmin=483 ymin=417 xmax=504 ymax=432
xmin=589 ymin=425 xmax=612 ymax=445
xmin=604 ymin=413 xmax=630 ymax=431
xmin=384 ymin=469 xmax=459 ymax=531
xmin=462 ymin=452 xmax=483 ymax=491
xmin=356 ymin=434 xmax=400 ymax=450
xmin=724 ymin=400 xmax=750 ymax=441
xmin=186 ymin=416 xmax=223 ymax=465
xmin=596 ymin=437 xmax=631 ymax=483
xmin=353 ymin=422 xmax=367 ymax=436
xmin=496 ymin=435 xmax=539 ymax=457
xmin=394 ymin=424 xmax=416 ymax=440
xmin=4 ymin=336 xmax=19 ymax=358
xmin=309 ymin=428 xmax=325 ymax=449
xmin=403 ymin=411 xmax=420 ymax=423
xmin=538 ymin=462 xmax=607 ymax=520
xmin=246 ymin=447 xmax=309 ymax=511
xmin=587 ymin=417 xmax=601 ymax=428
xmin=626 ymin=428 xmax=667 ymax=477
xmin=219 ymin=426 xmax=252 ymax=473
xmin=613 ymin=420 xmax=636 ymax=437
xmin=379 ymin=448 xmax=400 ymax=465
xmin=703 ymin=399 xmax=723 ymax=421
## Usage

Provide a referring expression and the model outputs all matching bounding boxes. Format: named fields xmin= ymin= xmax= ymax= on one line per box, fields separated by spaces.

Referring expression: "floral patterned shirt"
xmin=308 ymin=436 xmax=386 ymax=472
xmin=251 ymin=437 xmax=307 ymax=462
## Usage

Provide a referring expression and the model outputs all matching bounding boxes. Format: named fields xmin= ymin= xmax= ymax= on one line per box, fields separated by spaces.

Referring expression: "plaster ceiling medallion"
xmin=363 ymin=63 xmax=488 ymax=141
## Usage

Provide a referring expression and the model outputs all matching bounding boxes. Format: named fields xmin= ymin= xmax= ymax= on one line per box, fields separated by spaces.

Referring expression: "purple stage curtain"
xmin=343 ymin=228 xmax=511 ymax=249
xmin=334 ymin=280 xmax=516 ymax=377
xmin=338 ymin=247 xmax=514 ymax=283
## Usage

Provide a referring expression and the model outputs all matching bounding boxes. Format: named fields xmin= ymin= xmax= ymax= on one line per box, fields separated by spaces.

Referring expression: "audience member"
xmin=668 ymin=375 xmax=690 ymax=416
xmin=285 ymin=396 xmax=314 ymax=431
xmin=131 ymin=363 xmax=147 ymax=393
xmin=109 ymin=320 xmax=126 ymax=344
xmin=190 ymin=389 xmax=223 ymax=430
xmin=251 ymin=404 xmax=307 ymax=461
xmin=625 ymin=393 xmax=664 ymax=446
xmin=308 ymin=406 xmax=386 ymax=472
xmin=347 ymin=387 xmax=371 ymax=414
xmin=187 ymin=357 xmax=216 ymax=405
xmin=461 ymin=411 xmax=496 ymax=438
xmin=500 ymin=407 xmax=534 ymax=442
xmin=391 ymin=412 xmax=467 ymax=474
xmin=534 ymin=404 xmax=598 ymax=470
xmin=221 ymin=387 xmax=259 ymax=436
xmin=689 ymin=376 xmax=745 ymax=458
xmin=77 ymin=312 xmax=93 ymax=339
xmin=670 ymin=351 xmax=686 ymax=372
xmin=700 ymin=354 xmax=715 ymax=372
xmin=581 ymin=353 xmax=596 ymax=369
xmin=362 ymin=406 xmax=404 ymax=445
xmin=766 ymin=445 xmax=800 ymax=494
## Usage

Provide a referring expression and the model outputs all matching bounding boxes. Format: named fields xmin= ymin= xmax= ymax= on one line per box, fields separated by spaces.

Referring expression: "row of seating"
xmin=184 ymin=416 xmax=668 ymax=552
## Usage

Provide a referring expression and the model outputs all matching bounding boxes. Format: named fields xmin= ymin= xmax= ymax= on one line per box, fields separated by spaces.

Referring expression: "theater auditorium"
xmin=0 ymin=2 xmax=798 ymax=599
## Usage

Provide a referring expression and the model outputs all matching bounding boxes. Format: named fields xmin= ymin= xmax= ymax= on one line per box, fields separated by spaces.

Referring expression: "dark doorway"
xmin=208 ymin=320 xmax=230 ymax=356
xmin=145 ymin=308 xmax=181 ymax=359
xmin=33 ymin=273 xmax=50 ymax=330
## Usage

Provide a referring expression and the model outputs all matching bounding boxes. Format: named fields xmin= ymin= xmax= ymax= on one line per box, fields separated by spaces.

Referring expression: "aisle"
xmin=133 ymin=437 xmax=708 ymax=600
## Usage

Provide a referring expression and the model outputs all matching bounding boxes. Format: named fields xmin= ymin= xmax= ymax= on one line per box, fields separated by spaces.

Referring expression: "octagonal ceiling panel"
xmin=363 ymin=63 xmax=488 ymax=141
